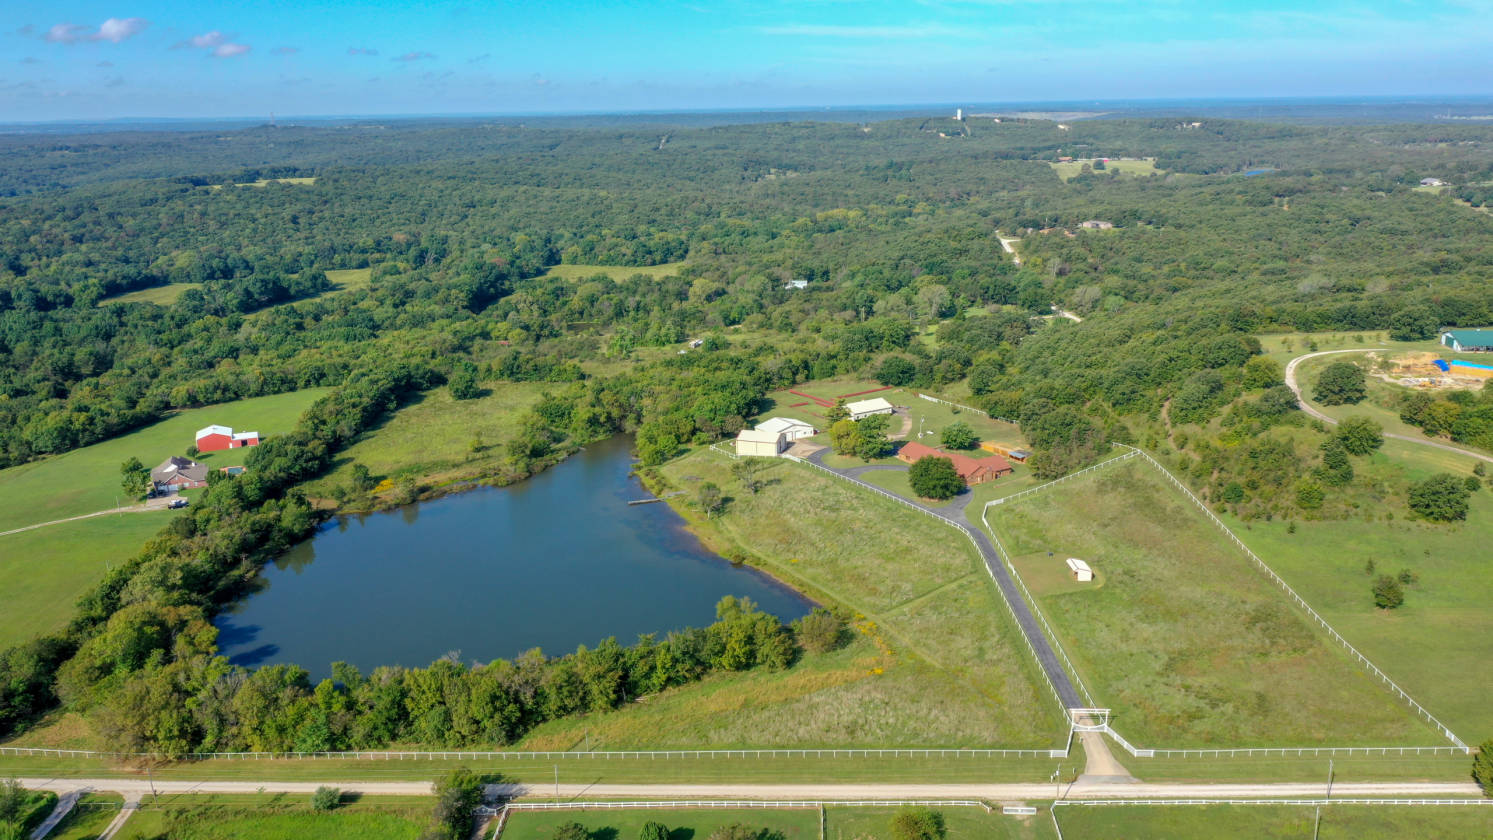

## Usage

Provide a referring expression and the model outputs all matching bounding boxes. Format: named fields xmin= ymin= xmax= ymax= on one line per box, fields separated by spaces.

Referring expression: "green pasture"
xmin=208 ymin=177 xmax=318 ymax=190
xmin=49 ymin=794 xmax=123 ymax=840
xmin=1229 ymin=437 xmax=1493 ymax=742
xmin=0 ymin=388 xmax=329 ymax=534
xmin=655 ymin=447 xmax=1061 ymax=748
xmin=1050 ymin=157 xmax=1161 ymax=181
xmin=323 ymin=267 xmax=372 ymax=295
xmin=0 ymin=514 xmax=172 ymax=646
xmin=541 ymin=262 xmax=687 ymax=282
xmin=98 ymin=283 xmax=203 ymax=306
xmin=1054 ymin=803 xmax=1493 ymax=839
xmin=989 ymin=459 xmax=1440 ymax=748
xmin=502 ymin=807 xmax=819 ymax=840
xmin=302 ymin=381 xmax=551 ymax=500
xmin=115 ymin=793 xmax=425 ymax=840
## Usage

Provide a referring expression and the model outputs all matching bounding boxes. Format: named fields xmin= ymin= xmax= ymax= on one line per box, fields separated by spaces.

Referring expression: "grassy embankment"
xmin=0 ymin=389 xmax=328 ymax=647
xmin=1054 ymin=803 xmax=1493 ymax=838
xmin=97 ymin=284 xmax=204 ymax=306
xmin=300 ymin=381 xmax=552 ymax=504
xmin=989 ymin=459 xmax=1441 ymax=748
xmin=1049 ymin=158 xmax=1162 ymax=181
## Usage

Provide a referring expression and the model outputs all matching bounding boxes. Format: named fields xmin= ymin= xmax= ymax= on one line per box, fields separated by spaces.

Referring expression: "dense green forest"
xmin=3 ymin=115 xmax=1493 ymax=751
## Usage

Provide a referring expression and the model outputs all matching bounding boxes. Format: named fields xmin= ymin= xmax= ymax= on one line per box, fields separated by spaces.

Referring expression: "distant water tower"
xmin=955 ymin=108 xmax=963 ymax=121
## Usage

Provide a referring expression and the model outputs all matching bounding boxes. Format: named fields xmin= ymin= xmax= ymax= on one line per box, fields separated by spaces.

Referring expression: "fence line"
xmin=1113 ymin=444 xmax=1467 ymax=752
xmin=0 ymin=746 xmax=1061 ymax=762
xmin=1056 ymin=798 xmax=1493 ymax=808
xmin=911 ymin=393 xmax=1015 ymax=424
xmin=782 ymin=454 xmax=1075 ymax=720
xmin=494 ymin=800 xmax=992 ymax=811
xmin=982 ymin=450 xmax=1137 ymax=508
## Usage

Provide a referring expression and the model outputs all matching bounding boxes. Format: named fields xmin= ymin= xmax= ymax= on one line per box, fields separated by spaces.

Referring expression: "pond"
xmin=215 ymin=436 xmax=812 ymax=678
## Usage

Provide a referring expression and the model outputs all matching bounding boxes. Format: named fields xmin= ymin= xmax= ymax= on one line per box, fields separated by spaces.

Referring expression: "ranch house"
xmin=151 ymin=456 xmax=209 ymax=492
xmin=895 ymin=440 xmax=1013 ymax=486
xmin=196 ymin=424 xmax=261 ymax=452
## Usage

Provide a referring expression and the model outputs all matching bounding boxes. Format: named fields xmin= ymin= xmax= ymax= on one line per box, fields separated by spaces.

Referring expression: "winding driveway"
xmin=1283 ymin=349 xmax=1493 ymax=466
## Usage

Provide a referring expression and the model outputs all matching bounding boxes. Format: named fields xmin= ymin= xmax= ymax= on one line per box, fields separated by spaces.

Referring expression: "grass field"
xmin=989 ymin=459 xmax=1439 ymax=748
xmin=502 ymin=807 xmax=819 ymax=840
xmin=208 ymin=177 xmax=318 ymax=190
xmin=0 ymin=514 xmax=172 ymax=646
xmin=323 ymin=267 xmax=372 ymax=295
xmin=0 ymin=389 xmax=329 ymax=534
xmin=49 ymin=794 xmax=123 ymax=840
xmin=301 ymin=382 xmax=552 ymax=500
xmin=540 ymin=262 xmax=687 ymax=282
xmin=98 ymin=283 xmax=203 ymax=306
xmin=1228 ymin=437 xmax=1493 ymax=742
xmin=1054 ymin=803 xmax=1493 ymax=838
xmin=114 ymin=793 xmax=426 ymax=840
xmin=1050 ymin=158 xmax=1162 ymax=181
xmin=651 ymin=446 xmax=1061 ymax=748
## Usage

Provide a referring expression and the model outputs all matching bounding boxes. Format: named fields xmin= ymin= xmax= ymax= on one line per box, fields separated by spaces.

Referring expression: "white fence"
xmin=912 ymin=393 xmax=1015 ymax=424
xmin=980 ymin=444 xmax=1472 ymax=758
xmin=488 ymin=800 xmax=994 ymax=839
xmin=0 ymin=745 xmax=1062 ymax=762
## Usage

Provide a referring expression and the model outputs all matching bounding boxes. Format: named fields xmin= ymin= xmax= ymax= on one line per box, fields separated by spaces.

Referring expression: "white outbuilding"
xmin=1066 ymin=557 xmax=1093 ymax=582
xmin=734 ymin=428 xmax=786 ymax=457
xmin=846 ymin=397 xmax=895 ymax=421
xmin=755 ymin=416 xmax=817 ymax=441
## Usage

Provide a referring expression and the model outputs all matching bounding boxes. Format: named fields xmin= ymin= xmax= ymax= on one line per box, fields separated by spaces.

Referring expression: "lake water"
xmin=215 ymin=436 xmax=812 ymax=677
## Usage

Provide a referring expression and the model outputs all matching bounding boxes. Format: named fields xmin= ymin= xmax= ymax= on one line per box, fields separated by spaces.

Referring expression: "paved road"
xmin=14 ymin=777 xmax=1482 ymax=802
xmin=28 ymin=790 xmax=82 ymax=840
xmin=804 ymin=450 xmax=1084 ymax=710
xmin=1283 ymin=349 xmax=1493 ymax=466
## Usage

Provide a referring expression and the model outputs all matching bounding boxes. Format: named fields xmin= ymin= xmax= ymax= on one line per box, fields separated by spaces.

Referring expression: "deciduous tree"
xmin=1314 ymin=362 xmax=1366 ymax=406
xmin=909 ymin=456 xmax=963 ymax=500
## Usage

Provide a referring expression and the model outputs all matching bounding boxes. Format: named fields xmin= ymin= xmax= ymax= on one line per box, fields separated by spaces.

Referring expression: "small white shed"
xmin=846 ymin=397 xmax=895 ymax=421
xmin=1066 ymin=557 xmax=1093 ymax=582
xmin=755 ymin=416 xmax=816 ymax=441
xmin=735 ymin=428 xmax=786 ymax=457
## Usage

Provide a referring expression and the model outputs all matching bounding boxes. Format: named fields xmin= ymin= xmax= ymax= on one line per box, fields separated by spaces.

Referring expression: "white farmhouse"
xmin=846 ymin=397 xmax=895 ymax=421
xmin=734 ymin=428 xmax=786 ymax=457
xmin=755 ymin=417 xmax=816 ymax=441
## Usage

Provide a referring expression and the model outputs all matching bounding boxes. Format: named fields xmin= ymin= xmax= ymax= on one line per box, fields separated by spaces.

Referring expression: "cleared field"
xmin=989 ymin=459 xmax=1440 ymax=747
xmin=115 ymin=793 xmax=425 ymax=840
xmin=654 ymin=447 xmax=1060 ymax=748
xmin=208 ymin=177 xmax=318 ymax=190
xmin=0 ymin=514 xmax=173 ymax=646
xmin=1054 ymin=803 xmax=1493 ymax=838
xmin=98 ymin=283 xmax=203 ymax=306
xmin=1050 ymin=157 xmax=1162 ymax=181
xmin=1231 ymin=438 xmax=1493 ymax=742
xmin=503 ymin=807 xmax=819 ymax=840
xmin=0 ymin=389 xmax=329 ymax=534
xmin=302 ymin=382 xmax=551 ymax=499
xmin=540 ymin=262 xmax=687 ymax=282
xmin=323 ymin=267 xmax=372 ymax=295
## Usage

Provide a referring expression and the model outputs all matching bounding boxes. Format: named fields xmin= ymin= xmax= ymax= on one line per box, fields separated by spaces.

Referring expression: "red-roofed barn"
xmin=195 ymin=424 xmax=261 ymax=453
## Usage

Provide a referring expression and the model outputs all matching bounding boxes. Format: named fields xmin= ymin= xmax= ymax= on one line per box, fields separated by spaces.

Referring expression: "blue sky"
xmin=4 ymin=0 xmax=1493 ymax=121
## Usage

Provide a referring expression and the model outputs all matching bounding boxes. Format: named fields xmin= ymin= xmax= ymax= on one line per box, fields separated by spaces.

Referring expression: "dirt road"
xmin=0 ymin=501 xmax=168 ymax=539
xmin=1283 ymin=349 xmax=1493 ymax=466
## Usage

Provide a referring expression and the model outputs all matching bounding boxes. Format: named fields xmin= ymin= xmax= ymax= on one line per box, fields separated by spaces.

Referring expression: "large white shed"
xmin=755 ymin=416 xmax=817 ymax=441
xmin=734 ymin=428 xmax=786 ymax=457
xmin=846 ymin=397 xmax=895 ymax=421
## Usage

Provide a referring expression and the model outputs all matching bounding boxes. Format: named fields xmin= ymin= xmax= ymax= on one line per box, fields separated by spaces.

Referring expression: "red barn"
xmin=896 ymin=440 xmax=1013 ymax=486
xmin=195 ymin=424 xmax=261 ymax=453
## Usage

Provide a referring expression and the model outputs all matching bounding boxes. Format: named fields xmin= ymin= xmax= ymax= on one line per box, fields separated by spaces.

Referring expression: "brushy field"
xmin=302 ymin=382 xmax=552 ymax=499
xmin=98 ymin=283 xmax=204 ymax=306
xmin=1050 ymin=157 xmax=1161 ymax=181
xmin=540 ymin=262 xmax=687 ymax=282
xmin=0 ymin=514 xmax=171 ymax=646
xmin=826 ymin=806 xmax=1049 ymax=840
xmin=653 ymin=447 xmax=1061 ymax=748
xmin=322 ymin=267 xmax=373 ymax=295
xmin=989 ymin=459 xmax=1439 ymax=748
xmin=1231 ymin=437 xmax=1493 ymax=742
xmin=0 ymin=388 xmax=328 ymax=533
xmin=1054 ymin=803 xmax=1493 ymax=838
xmin=502 ymin=808 xmax=819 ymax=840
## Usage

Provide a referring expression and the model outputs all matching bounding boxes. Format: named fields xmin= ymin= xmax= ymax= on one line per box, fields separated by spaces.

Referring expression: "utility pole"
xmin=554 ymin=764 xmax=558 ymax=799
xmin=1312 ymin=805 xmax=1321 ymax=840
xmin=1326 ymin=758 xmax=1334 ymax=800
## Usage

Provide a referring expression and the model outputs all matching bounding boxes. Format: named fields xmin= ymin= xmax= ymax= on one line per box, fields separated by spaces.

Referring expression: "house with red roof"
xmin=895 ymin=440 xmax=1013 ymax=486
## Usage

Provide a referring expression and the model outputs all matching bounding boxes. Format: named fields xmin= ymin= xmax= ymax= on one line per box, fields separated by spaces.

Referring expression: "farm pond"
xmin=215 ymin=436 xmax=812 ymax=677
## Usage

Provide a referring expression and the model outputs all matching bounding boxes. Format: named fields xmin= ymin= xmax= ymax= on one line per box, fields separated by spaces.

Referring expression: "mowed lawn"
xmin=1050 ymin=157 xmax=1162 ymax=181
xmin=989 ymin=459 xmax=1438 ymax=748
xmin=653 ymin=447 xmax=1059 ymax=748
xmin=0 ymin=389 xmax=329 ymax=534
xmin=1054 ymin=803 xmax=1493 ymax=839
xmin=115 ymin=794 xmax=426 ymax=840
xmin=302 ymin=381 xmax=552 ymax=497
xmin=0 ymin=514 xmax=173 ymax=646
xmin=1233 ymin=439 xmax=1493 ymax=742
xmin=539 ymin=262 xmax=687 ymax=282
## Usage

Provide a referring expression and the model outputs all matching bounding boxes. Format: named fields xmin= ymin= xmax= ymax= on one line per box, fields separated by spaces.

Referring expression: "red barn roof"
xmin=896 ymin=441 xmax=1013 ymax=483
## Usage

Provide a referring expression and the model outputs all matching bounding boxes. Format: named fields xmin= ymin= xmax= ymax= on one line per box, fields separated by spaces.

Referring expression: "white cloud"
xmin=213 ymin=43 xmax=251 ymax=58
xmin=189 ymin=30 xmax=226 ymax=49
xmin=44 ymin=23 xmax=89 ymax=43
xmin=93 ymin=17 xmax=148 ymax=43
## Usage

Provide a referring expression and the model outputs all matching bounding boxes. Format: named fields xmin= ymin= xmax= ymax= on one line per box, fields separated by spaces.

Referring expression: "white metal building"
xmin=846 ymin=397 xmax=895 ymax=421
xmin=1066 ymin=557 xmax=1093 ymax=582
xmin=755 ymin=417 xmax=816 ymax=441
xmin=734 ymin=428 xmax=786 ymax=457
